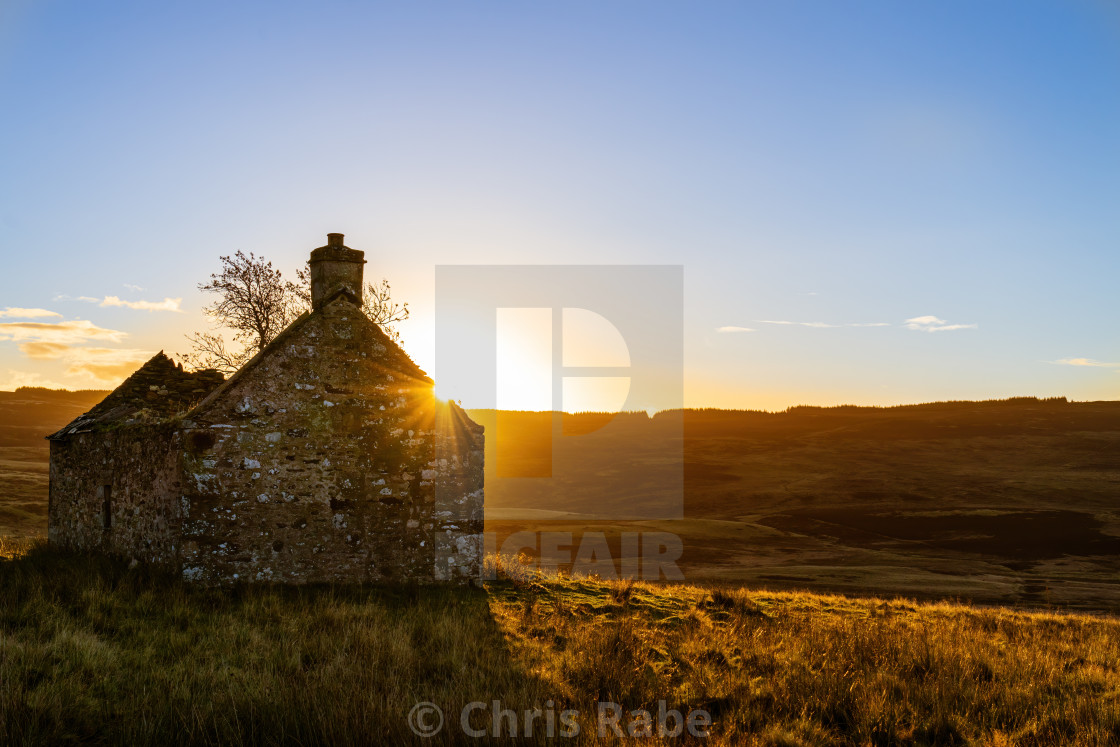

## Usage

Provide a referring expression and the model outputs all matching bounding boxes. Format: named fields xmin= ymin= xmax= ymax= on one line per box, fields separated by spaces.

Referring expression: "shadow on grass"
xmin=0 ymin=543 xmax=555 ymax=746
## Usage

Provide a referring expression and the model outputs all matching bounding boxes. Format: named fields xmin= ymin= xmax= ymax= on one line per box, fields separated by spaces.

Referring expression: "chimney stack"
xmin=309 ymin=232 xmax=365 ymax=309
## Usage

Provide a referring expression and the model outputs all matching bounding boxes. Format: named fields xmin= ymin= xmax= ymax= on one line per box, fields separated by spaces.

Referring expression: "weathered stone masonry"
xmin=47 ymin=353 xmax=222 ymax=564
xmin=48 ymin=233 xmax=484 ymax=584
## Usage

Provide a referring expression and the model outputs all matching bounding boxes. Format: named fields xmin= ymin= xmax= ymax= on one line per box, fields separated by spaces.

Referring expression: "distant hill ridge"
xmin=0 ymin=388 xmax=110 ymax=448
xmin=471 ymin=395 xmax=1106 ymax=418
xmin=468 ymin=397 xmax=1120 ymax=437
xmin=3 ymin=389 xmax=1116 ymax=449
xmin=2 ymin=386 xmax=110 ymax=399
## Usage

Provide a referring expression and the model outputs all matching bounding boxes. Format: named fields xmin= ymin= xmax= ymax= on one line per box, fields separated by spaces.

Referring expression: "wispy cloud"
xmin=55 ymin=294 xmax=183 ymax=312
xmin=52 ymin=294 xmax=100 ymax=303
xmin=717 ymin=326 xmax=755 ymax=333
xmin=0 ymin=320 xmax=128 ymax=344
xmin=759 ymin=320 xmax=835 ymax=328
xmin=757 ymin=316 xmax=972 ymax=331
xmin=1051 ymin=358 xmax=1120 ymax=368
xmin=123 ymin=283 xmax=144 ymax=292
xmin=62 ymin=347 xmax=153 ymax=381
xmin=904 ymin=315 xmax=977 ymax=332
xmin=99 ymin=296 xmax=183 ymax=312
xmin=18 ymin=342 xmax=71 ymax=359
xmin=14 ymin=342 xmax=152 ymax=383
xmin=0 ymin=307 xmax=62 ymax=319
xmin=758 ymin=320 xmax=889 ymax=329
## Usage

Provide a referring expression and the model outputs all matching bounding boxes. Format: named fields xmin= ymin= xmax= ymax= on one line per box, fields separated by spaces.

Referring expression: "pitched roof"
xmin=184 ymin=295 xmax=432 ymax=421
xmin=47 ymin=352 xmax=225 ymax=440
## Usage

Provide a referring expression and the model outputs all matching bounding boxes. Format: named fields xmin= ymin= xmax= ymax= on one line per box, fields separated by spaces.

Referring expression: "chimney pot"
xmin=309 ymin=233 xmax=365 ymax=309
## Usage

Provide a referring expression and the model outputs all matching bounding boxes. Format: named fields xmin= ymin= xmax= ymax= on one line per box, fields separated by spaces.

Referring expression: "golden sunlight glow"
xmin=493 ymin=307 xmax=634 ymax=412
xmin=496 ymin=308 xmax=552 ymax=411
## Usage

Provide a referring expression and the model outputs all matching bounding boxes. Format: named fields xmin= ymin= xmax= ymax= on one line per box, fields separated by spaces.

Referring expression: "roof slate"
xmin=48 ymin=352 xmax=225 ymax=440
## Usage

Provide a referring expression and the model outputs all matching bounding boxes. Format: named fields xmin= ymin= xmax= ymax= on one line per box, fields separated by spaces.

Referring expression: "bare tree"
xmin=362 ymin=277 xmax=409 ymax=343
xmin=181 ymin=251 xmax=408 ymax=374
xmin=180 ymin=251 xmax=304 ymax=374
xmin=180 ymin=330 xmax=252 ymax=375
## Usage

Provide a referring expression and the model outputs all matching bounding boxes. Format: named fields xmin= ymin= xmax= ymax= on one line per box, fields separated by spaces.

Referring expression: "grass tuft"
xmin=1 ymin=547 xmax=1119 ymax=745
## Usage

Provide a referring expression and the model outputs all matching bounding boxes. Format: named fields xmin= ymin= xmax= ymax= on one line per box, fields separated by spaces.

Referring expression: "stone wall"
xmin=433 ymin=402 xmax=485 ymax=581
xmin=177 ymin=296 xmax=484 ymax=584
xmin=47 ymin=424 xmax=182 ymax=564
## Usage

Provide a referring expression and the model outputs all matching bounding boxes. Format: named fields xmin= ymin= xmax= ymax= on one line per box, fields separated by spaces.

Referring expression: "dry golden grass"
xmin=0 ymin=536 xmax=36 ymax=560
xmin=488 ymin=557 xmax=1120 ymax=745
xmin=1 ymin=546 xmax=1118 ymax=745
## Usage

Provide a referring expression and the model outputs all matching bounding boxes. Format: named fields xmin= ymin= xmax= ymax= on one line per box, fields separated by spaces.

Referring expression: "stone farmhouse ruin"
xmin=48 ymin=233 xmax=484 ymax=584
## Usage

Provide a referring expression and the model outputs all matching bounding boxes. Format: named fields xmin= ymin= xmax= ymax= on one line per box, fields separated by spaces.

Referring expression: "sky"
xmin=1 ymin=1 xmax=1118 ymax=411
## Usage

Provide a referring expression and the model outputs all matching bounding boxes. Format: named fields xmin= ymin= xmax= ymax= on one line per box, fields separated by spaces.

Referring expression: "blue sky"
xmin=1 ymin=1 xmax=1117 ymax=409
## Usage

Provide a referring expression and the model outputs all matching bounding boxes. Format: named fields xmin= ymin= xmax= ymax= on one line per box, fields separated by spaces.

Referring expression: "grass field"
xmin=2 ymin=541 xmax=1119 ymax=746
xmin=3 ymin=390 xmax=1119 ymax=743
xmin=3 ymin=392 xmax=1119 ymax=610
